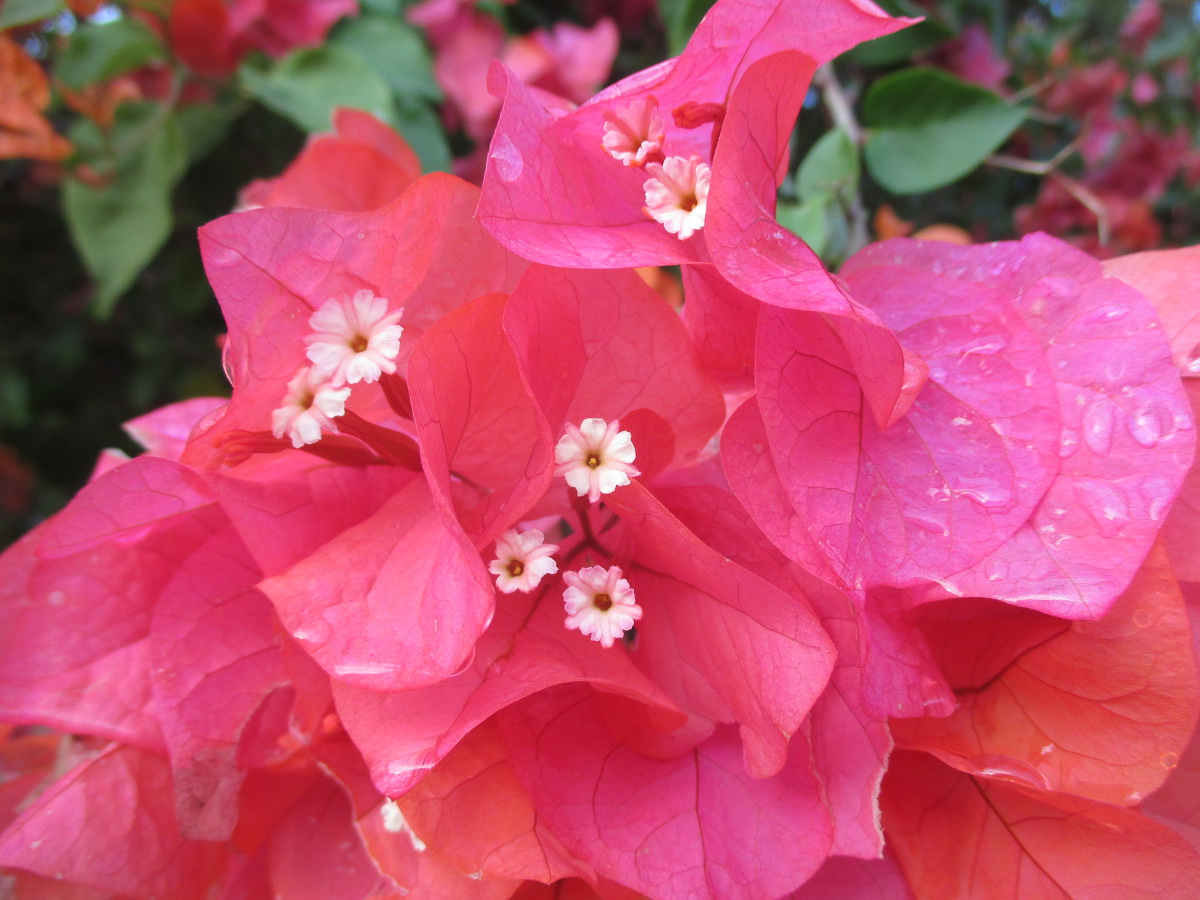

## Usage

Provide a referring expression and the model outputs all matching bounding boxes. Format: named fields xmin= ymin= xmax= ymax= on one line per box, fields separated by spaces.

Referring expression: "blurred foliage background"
xmin=1 ymin=0 xmax=1198 ymax=545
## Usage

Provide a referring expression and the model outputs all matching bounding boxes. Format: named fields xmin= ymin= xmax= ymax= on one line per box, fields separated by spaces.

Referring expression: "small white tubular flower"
xmin=489 ymin=528 xmax=560 ymax=594
xmin=643 ymin=155 xmax=711 ymax=239
xmin=563 ymin=565 xmax=642 ymax=648
xmin=272 ymin=366 xmax=350 ymax=448
xmin=304 ymin=289 xmax=404 ymax=386
xmin=601 ymin=97 xmax=666 ymax=166
xmin=554 ymin=418 xmax=640 ymax=503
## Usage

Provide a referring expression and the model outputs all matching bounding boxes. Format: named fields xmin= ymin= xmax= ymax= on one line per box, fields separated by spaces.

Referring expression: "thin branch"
xmin=812 ymin=64 xmax=869 ymax=257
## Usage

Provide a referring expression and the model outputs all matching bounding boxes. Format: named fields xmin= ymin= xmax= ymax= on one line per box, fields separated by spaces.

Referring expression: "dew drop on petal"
xmin=1082 ymin=399 xmax=1115 ymax=455
xmin=1162 ymin=751 xmax=1180 ymax=770
xmin=1126 ymin=406 xmax=1164 ymax=448
xmin=1059 ymin=428 xmax=1080 ymax=459
xmin=1183 ymin=343 xmax=1200 ymax=377
xmin=490 ymin=132 xmax=524 ymax=182
xmin=970 ymin=755 xmax=1051 ymax=790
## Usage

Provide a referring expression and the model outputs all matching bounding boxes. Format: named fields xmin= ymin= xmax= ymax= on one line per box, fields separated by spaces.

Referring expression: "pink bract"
xmin=478 ymin=0 xmax=914 ymax=267
xmin=239 ymin=109 xmax=422 ymax=212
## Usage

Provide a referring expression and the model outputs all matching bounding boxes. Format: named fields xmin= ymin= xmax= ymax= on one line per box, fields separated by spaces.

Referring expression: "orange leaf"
xmin=0 ymin=34 xmax=71 ymax=161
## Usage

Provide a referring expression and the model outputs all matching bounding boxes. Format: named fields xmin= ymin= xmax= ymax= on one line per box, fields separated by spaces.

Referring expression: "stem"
xmin=812 ymin=64 xmax=869 ymax=257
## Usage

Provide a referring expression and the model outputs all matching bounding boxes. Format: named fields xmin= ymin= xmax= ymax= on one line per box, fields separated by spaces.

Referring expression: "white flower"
xmin=562 ymin=565 xmax=642 ymax=648
xmin=304 ymin=289 xmax=403 ymax=386
xmin=488 ymin=528 xmax=560 ymax=594
xmin=271 ymin=366 xmax=350 ymax=448
xmin=601 ymin=97 xmax=666 ymax=167
xmin=643 ymin=155 xmax=710 ymax=239
xmin=554 ymin=418 xmax=640 ymax=503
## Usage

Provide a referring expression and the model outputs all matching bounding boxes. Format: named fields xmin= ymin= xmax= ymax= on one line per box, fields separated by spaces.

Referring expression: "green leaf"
xmin=359 ymin=0 xmax=403 ymax=14
xmin=776 ymin=196 xmax=829 ymax=258
xmin=332 ymin=16 xmax=441 ymax=101
xmin=391 ymin=99 xmax=452 ymax=173
xmin=658 ymin=0 xmax=718 ymax=55
xmin=797 ymin=129 xmax=859 ymax=203
xmin=0 ymin=0 xmax=62 ymax=28
xmin=862 ymin=68 xmax=1026 ymax=195
xmin=175 ymin=100 xmax=244 ymax=166
xmin=241 ymin=45 xmax=398 ymax=134
xmin=55 ymin=19 xmax=166 ymax=91
xmin=63 ymin=104 xmax=187 ymax=317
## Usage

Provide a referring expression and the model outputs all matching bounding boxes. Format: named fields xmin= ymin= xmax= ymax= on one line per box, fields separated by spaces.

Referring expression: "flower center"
xmin=586 ymin=454 xmax=601 ymax=469
xmin=349 ymin=334 xmax=369 ymax=353
xmin=508 ymin=560 xmax=525 ymax=577
xmin=593 ymin=592 xmax=613 ymax=611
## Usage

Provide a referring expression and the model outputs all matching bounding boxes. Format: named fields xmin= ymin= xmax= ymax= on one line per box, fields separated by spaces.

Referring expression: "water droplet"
xmin=1148 ymin=495 xmax=1170 ymax=522
xmin=1183 ymin=343 xmax=1200 ymax=377
xmin=1082 ymin=400 xmax=1114 ymax=455
xmin=292 ymin=619 xmax=333 ymax=648
xmin=1133 ymin=609 xmax=1152 ymax=628
xmin=970 ymin=755 xmax=1051 ymax=790
xmin=1162 ymin=752 xmax=1180 ymax=769
xmin=1127 ymin=407 xmax=1164 ymax=448
xmin=333 ymin=662 xmax=394 ymax=677
xmin=490 ymin=133 xmax=524 ymax=182
xmin=387 ymin=758 xmax=436 ymax=777
xmin=1059 ymin=429 xmax=1080 ymax=459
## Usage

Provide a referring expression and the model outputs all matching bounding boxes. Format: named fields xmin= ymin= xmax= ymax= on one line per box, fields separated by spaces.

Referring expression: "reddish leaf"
xmin=332 ymin=585 xmax=680 ymax=797
xmin=679 ymin=264 xmax=759 ymax=392
xmin=843 ymin=235 xmax=1195 ymax=618
xmin=881 ymin=750 xmax=1200 ymax=898
xmin=123 ymin=397 xmax=228 ymax=460
xmin=148 ymin=520 xmax=285 ymax=840
xmin=210 ymin=451 xmax=419 ymax=577
xmin=609 ymin=482 xmax=835 ymax=778
xmin=739 ymin=282 xmax=1059 ymax=590
xmin=791 ymin=853 xmax=913 ymax=899
xmin=503 ymin=266 xmax=724 ymax=470
xmin=396 ymin=719 xmax=589 ymax=883
xmin=1164 ymin=378 xmax=1200 ymax=581
xmin=409 ymin=291 xmax=554 ymax=545
xmin=650 ymin=482 xmax=900 ymax=853
xmin=358 ymin=799 xmax=519 ymax=900
xmin=478 ymin=0 xmax=912 ymax=267
xmin=192 ymin=174 xmax=525 ymax=461
xmin=894 ymin=543 xmax=1200 ymax=806
xmin=1140 ymin=581 xmax=1200 ymax=851
xmin=0 ymin=35 xmax=71 ymax=162
xmin=707 ymin=51 xmax=919 ymax=431
xmin=0 ymin=458 xmax=227 ymax=748
xmin=1103 ymin=244 xmax=1200 ymax=370
xmin=500 ymin=687 xmax=835 ymax=900
xmin=240 ymin=108 xmax=421 ymax=212
xmin=236 ymin=0 xmax=359 ymax=60
xmin=170 ymin=0 xmax=242 ymax=76
xmin=260 ymin=478 xmax=492 ymax=691
xmin=264 ymin=776 xmax=396 ymax=900
xmin=0 ymin=745 xmax=227 ymax=899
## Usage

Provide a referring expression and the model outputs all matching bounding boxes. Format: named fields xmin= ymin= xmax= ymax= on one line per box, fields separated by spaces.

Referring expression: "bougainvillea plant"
xmin=2 ymin=0 xmax=1200 ymax=898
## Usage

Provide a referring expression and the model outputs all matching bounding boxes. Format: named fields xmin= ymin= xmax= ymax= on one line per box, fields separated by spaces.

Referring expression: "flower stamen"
xmin=489 ymin=528 xmax=559 ymax=594
xmin=601 ymin=97 xmax=666 ymax=167
xmin=563 ymin=566 xmax=641 ymax=648
xmin=271 ymin=366 xmax=351 ymax=449
xmin=643 ymin=155 xmax=710 ymax=240
xmin=555 ymin=418 xmax=640 ymax=503
xmin=305 ymin=289 xmax=403 ymax=387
